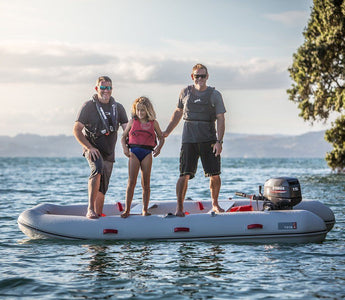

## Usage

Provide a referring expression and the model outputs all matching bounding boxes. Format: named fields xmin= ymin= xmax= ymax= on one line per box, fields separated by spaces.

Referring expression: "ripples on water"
xmin=0 ymin=157 xmax=344 ymax=299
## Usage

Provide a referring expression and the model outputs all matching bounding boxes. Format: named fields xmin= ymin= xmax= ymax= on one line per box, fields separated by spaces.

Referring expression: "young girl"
xmin=121 ymin=96 xmax=164 ymax=218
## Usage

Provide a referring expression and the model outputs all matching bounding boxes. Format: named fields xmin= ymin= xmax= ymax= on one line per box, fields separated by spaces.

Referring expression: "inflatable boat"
xmin=18 ymin=177 xmax=335 ymax=244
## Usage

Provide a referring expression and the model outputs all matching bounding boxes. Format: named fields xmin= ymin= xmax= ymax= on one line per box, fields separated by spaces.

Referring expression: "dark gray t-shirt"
xmin=76 ymin=95 xmax=128 ymax=161
xmin=178 ymin=86 xmax=226 ymax=143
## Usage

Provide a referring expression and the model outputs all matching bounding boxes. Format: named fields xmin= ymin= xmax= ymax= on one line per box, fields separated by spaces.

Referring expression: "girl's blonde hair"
xmin=131 ymin=96 xmax=156 ymax=121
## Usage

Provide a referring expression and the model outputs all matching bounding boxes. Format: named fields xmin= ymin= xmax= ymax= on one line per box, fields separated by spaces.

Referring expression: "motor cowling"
xmin=263 ymin=177 xmax=302 ymax=210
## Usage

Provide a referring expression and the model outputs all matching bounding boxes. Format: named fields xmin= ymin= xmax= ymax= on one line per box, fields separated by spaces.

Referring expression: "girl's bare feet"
xmin=175 ymin=210 xmax=185 ymax=217
xmin=212 ymin=205 xmax=225 ymax=213
xmin=142 ymin=211 xmax=151 ymax=216
xmin=121 ymin=211 xmax=130 ymax=218
xmin=86 ymin=209 xmax=99 ymax=219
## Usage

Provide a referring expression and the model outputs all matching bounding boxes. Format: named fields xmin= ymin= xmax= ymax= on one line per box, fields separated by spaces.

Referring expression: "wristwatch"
xmin=217 ymin=140 xmax=223 ymax=144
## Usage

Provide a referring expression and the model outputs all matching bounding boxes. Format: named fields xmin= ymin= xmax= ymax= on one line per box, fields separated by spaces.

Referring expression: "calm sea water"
xmin=0 ymin=157 xmax=344 ymax=299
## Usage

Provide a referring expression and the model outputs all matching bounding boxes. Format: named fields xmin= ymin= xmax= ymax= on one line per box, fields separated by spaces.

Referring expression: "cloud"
xmin=264 ymin=10 xmax=309 ymax=27
xmin=0 ymin=41 xmax=290 ymax=90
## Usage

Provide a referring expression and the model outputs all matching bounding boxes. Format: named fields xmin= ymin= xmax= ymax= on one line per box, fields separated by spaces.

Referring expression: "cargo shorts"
xmin=85 ymin=151 xmax=113 ymax=195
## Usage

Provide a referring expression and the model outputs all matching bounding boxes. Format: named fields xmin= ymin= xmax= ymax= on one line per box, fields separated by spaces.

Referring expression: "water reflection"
xmin=173 ymin=243 xmax=229 ymax=298
xmin=86 ymin=245 xmax=112 ymax=274
xmin=117 ymin=243 xmax=155 ymax=279
xmin=177 ymin=243 xmax=226 ymax=277
xmin=82 ymin=242 xmax=230 ymax=298
xmin=83 ymin=242 xmax=157 ymax=296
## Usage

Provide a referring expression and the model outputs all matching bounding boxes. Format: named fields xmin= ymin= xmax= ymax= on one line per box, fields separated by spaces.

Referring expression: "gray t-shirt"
xmin=76 ymin=95 xmax=128 ymax=161
xmin=178 ymin=86 xmax=226 ymax=143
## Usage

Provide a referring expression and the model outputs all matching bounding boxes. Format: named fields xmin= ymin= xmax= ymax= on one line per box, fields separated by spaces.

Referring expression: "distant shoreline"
xmin=0 ymin=131 xmax=332 ymax=158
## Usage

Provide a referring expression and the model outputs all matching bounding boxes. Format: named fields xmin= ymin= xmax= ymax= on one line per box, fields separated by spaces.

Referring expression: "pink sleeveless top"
xmin=128 ymin=118 xmax=157 ymax=149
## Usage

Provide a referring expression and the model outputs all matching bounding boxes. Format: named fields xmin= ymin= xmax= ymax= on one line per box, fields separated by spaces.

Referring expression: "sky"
xmin=0 ymin=0 xmax=332 ymax=137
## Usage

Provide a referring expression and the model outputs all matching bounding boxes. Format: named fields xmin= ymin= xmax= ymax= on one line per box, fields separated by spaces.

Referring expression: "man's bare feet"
xmin=212 ymin=205 xmax=225 ymax=213
xmin=142 ymin=211 xmax=151 ymax=216
xmin=175 ymin=210 xmax=185 ymax=217
xmin=121 ymin=211 xmax=130 ymax=218
xmin=86 ymin=209 xmax=99 ymax=219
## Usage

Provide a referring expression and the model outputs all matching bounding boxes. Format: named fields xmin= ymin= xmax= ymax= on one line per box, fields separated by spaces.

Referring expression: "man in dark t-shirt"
xmin=74 ymin=76 xmax=128 ymax=219
xmin=163 ymin=64 xmax=226 ymax=217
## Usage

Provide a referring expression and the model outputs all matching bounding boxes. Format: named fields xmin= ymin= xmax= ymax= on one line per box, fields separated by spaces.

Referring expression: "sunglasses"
xmin=193 ymin=74 xmax=207 ymax=79
xmin=99 ymin=86 xmax=112 ymax=91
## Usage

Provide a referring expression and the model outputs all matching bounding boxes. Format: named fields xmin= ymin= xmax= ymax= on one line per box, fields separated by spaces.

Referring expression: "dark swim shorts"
xmin=179 ymin=141 xmax=221 ymax=179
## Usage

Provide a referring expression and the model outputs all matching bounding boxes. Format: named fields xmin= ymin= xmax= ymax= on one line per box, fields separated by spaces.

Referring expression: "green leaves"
xmin=288 ymin=0 xmax=345 ymax=171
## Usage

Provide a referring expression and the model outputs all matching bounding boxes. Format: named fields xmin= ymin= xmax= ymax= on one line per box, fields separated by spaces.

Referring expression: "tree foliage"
xmin=287 ymin=0 xmax=345 ymax=171
xmin=325 ymin=115 xmax=345 ymax=170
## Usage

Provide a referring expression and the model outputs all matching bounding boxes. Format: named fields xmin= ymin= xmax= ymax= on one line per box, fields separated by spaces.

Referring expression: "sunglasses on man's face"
xmin=99 ymin=86 xmax=112 ymax=91
xmin=193 ymin=74 xmax=207 ymax=79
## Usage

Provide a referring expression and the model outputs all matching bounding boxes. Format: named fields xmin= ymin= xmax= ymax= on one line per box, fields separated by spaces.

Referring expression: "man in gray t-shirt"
xmin=163 ymin=64 xmax=226 ymax=217
xmin=74 ymin=76 xmax=128 ymax=219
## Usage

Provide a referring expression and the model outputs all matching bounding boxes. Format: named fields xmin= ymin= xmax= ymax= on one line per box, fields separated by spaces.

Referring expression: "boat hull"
xmin=17 ymin=200 xmax=334 ymax=243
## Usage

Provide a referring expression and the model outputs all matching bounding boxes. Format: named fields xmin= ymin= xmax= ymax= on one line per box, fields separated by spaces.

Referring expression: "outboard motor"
xmin=263 ymin=177 xmax=302 ymax=210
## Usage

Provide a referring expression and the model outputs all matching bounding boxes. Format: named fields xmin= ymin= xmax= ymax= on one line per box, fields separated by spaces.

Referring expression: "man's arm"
xmin=213 ymin=113 xmax=225 ymax=157
xmin=216 ymin=113 xmax=225 ymax=142
xmin=163 ymin=108 xmax=183 ymax=137
xmin=73 ymin=121 xmax=100 ymax=161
